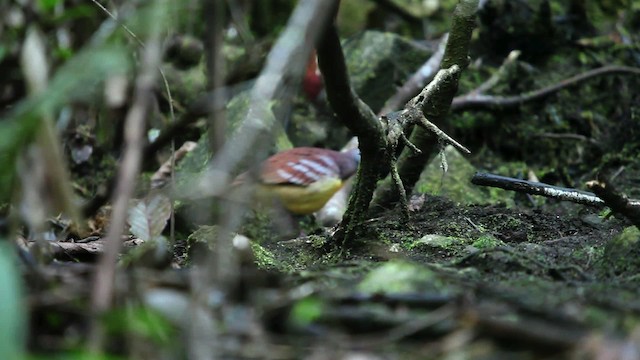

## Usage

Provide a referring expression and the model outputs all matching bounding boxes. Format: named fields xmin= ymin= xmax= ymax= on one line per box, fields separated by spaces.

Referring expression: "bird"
xmin=250 ymin=147 xmax=360 ymax=215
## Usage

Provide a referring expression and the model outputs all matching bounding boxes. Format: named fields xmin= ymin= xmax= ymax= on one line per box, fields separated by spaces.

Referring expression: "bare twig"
xmin=380 ymin=33 xmax=449 ymax=114
xmin=409 ymin=107 xmax=470 ymax=154
xmin=85 ymin=0 xmax=176 ymax=222
xmin=316 ymin=4 xmax=387 ymax=243
xmin=150 ymin=141 xmax=198 ymax=189
xmin=89 ymin=4 xmax=164 ymax=351
xmin=190 ymin=0 xmax=337 ymax=199
xmin=204 ymin=0 xmax=226 ymax=154
xmin=452 ymin=65 xmax=640 ymax=111
xmin=377 ymin=66 xmax=469 ymax=219
xmin=471 ymin=172 xmax=607 ymax=207
xmin=472 ymin=172 xmax=640 ymax=222
xmin=534 ymin=132 xmax=599 ymax=146
xmin=466 ymin=50 xmax=520 ymax=96
xmin=371 ymin=0 xmax=478 ymax=212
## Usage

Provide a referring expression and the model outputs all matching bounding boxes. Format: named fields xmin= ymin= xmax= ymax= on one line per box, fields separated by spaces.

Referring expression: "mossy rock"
xmin=358 ymin=260 xmax=456 ymax=294
xmin=471 ymin=234 xmax=505 ymax=249
xmin=161 ymin=62 xmax=207 ymax=108
xmin=185 ymin=225 xmax=284 ymax=271
xmin=597 ymin=226 xmax=640 ymax=277
xmin=343 ymin=31 xmax=432 ymax=113
xmin=408 ymin=233 xmax=467 ymax=251
xmin=416 ymin=145 xmax=513 ymax=205
xmin=173 ymin=89 xmax=293 ymax=186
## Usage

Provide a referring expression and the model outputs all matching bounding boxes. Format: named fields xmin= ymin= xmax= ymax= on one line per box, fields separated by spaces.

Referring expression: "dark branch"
xmin=471 ymin=172 xmax=606 ymax=207
xmin=317 ymin=4 xmax=387 ymax=244
xmin=371 ymin=0 xmax=478 ymax=211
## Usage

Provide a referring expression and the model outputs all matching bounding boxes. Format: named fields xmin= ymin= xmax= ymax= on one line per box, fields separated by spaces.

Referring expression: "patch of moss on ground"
xmin=408 ymin=234 xmax=468 ymax=252
xmin=596 ymin=226 xmax=640 ymax=277
xmin=358 ymin=260 xmax=456 ymax=294
xmin=416 ymin=145 xmax=494 ymax=205
xmin=250 ymin=241 xmax=285 ymax=271
xmin=472 ymin=234 xmax=505 ymax=249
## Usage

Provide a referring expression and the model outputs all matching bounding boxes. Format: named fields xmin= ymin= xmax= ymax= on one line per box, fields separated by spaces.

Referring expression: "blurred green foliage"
xmin=0 ymin=46 xmax=131 ymax=203
xmin=0 ymin=242 xmax=25 ymax=360
xmin=103 ymin=305 xmax=175 ymax=345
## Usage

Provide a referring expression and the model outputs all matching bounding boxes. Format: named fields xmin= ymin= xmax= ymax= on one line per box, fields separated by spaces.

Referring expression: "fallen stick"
xmin=471 ymin=172 xmax=607 ymax=207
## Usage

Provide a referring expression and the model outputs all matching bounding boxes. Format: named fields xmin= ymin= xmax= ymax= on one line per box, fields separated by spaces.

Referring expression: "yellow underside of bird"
xmin=257 ymin=177 xmax=344 ymax=215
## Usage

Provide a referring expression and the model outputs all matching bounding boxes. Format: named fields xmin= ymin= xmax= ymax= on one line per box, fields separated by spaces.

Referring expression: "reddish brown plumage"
xmin=260 ymin=147 xmax=359 ymax=186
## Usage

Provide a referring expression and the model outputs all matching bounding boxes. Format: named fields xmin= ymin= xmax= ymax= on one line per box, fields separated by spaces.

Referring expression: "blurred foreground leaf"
xmin=0 ymin=45 xmax=131 ymax=201
xmin=0 ymin=242 xmax=25 ymax=360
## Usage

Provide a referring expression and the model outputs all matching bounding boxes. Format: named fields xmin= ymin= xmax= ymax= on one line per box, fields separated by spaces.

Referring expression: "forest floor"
xmin=252 ymin=189 xmax=638 ymax=358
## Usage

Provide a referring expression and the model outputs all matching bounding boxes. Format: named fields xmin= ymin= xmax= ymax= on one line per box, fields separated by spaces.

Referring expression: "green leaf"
xmin=37 ymin=0 xmax=62 ymax=12
xmin=0 ymin=242 xmax=26 ymax=360
xmin=289 ymin=296 xmax=323 ymax=327
xmin=0 ymin=45 xmax=130 ymax=201
xmin=103 ymin=305 xmax=174 ymax=345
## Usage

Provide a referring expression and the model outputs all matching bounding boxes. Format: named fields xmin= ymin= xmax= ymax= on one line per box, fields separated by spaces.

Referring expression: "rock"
xmin=415 ymin=145 xmax=509 ymax=205
xmin=343 ymin=31 xmax=432 ymax=113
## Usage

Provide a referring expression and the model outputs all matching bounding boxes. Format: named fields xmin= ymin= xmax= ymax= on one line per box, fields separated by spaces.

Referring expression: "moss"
xmin=240 ymin=209 xmax=280 ymax=243
xmin=472 ymin=235 xmax=505 ymax=249
xmin=571 ymin=245 xmax=604 ymax=266
xmin=160 ymin=61 xmax=207 ymax=106
xmin=416 ymin=145 xmax=491 ymax=205
xmin=343 ymin=31 xmax=431 ymax=112
xmin=408 ymin=234 xmax=464 ymax=250
xmin=336 ymin=0 xmax=375 ymax=36
xmin=184 ymin=225 xmax=292 ymax=271
xmin=596 ymin=226 xmax=640 ymax=277
xmin=250 ymin=241 xmax=283 ymax=271
xmin=358 ymin=260 xmax=455 ymax=294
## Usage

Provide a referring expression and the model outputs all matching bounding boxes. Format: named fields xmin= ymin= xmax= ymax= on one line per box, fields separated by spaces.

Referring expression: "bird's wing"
xmin=260 ymin=148 xmax=341 ymax=186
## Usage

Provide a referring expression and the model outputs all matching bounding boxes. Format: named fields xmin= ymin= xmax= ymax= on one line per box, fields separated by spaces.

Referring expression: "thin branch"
xmin=471 ymin=172 xmax=607 ymax=207
xmin=204 ymin=0 xmax=226 ymax=154
xmin=317 ymin=4 xmax=387 ymax=243
xmin=534 ymin=132 xmax=599 ymax=146
xmin=85 ymin=0 xmax=176 ymax=221
xmin=89 ymin=0 xmax=144 ymax=47
xmin=371 ymin=0 xmax=478 ymax=212
xmin=89 ymin=6 xmax=163 ymax=351
xmin=452 ymin=65 xmax=640 ymax=111
xmin=375 ymin=66 xmax=468 ymax=218
xmin=414 ymin=111 xmax=470 ymax=154
xmin=189 ymin=0 xmax=338 ymax=200
xmin=468 ymin=50 xmax=520 ymax=96
xmin=380 ymin=33 xmax=449 ymax=115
